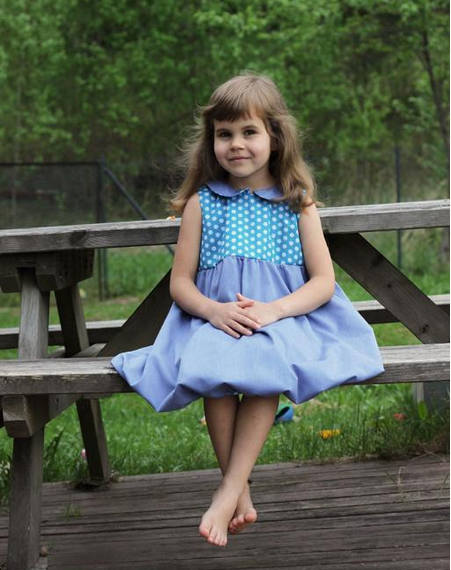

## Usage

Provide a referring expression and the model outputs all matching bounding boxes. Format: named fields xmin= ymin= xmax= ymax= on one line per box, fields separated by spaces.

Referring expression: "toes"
xmin=229 ymin=510 xmax=257 ymax=534
xmin=244 ymin=510 xmax=258 ymax=523
xmin=199 ymin=521 xmax=212 ymax=539
xmin=210 ymin=527 xmax=226 ymax=547
xmin=209 ymin=526 xmax=219 ymax=544
xmin=229 ymin=516 xmax=240 ymax=533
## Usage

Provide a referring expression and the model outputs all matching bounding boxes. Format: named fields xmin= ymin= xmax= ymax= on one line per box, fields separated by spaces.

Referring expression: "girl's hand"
xmin=235 ymin=293 xmax=280 ymax=328
xmin=207 ymin=298 xmax=262 ymax=339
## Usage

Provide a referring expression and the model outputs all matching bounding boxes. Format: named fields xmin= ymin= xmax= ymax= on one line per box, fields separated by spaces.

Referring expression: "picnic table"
xmin=0 ymin=198 xmax=449 ymax=570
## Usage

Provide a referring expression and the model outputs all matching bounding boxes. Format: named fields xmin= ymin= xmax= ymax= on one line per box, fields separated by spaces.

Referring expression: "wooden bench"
xmin=0 ymin=198 xmax=449 ymax=570
xmin=0 ymin=344 xmax=449 ymax=397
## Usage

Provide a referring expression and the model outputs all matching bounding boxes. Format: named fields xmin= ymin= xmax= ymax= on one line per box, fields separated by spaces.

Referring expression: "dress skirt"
xmin=111 ymin=256 xmax=385 ymax=412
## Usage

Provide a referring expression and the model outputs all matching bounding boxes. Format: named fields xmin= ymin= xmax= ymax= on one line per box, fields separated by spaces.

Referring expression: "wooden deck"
xmin=0 ymin=455 xmax=448 ymax=570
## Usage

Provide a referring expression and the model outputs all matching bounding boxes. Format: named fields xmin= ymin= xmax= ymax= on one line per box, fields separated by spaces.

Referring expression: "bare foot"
xmin=228 ymin=482 xmax=258 ymax=534
xmin=199 ymin=484 xmax=240 ymax=547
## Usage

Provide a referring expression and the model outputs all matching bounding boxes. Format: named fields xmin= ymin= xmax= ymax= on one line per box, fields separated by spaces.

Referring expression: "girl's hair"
xmin=167 ymin=72 xmax=319 ymax=215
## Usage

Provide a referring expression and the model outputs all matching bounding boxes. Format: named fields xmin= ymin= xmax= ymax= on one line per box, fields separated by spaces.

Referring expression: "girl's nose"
xmin=230 ymin=136 xmax=244 ymax=149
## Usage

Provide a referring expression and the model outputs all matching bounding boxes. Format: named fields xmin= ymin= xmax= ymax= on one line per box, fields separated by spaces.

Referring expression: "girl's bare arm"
xmin=169 ymin=193 xmax=217 ymax=320
xmin=272 ymin=203 xmax=335 ymax=319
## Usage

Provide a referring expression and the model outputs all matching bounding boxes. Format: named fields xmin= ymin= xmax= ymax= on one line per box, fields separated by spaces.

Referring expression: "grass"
xmin=0 ymin=228 xmax=449 ymax=505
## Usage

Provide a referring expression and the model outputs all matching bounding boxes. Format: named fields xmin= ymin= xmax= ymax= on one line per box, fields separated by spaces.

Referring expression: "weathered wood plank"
xmin=48 ymin=343 xmax=106 ymax=360
xmin=1 ymin=295 xmax=449 ymax=350
xmin=6 ymin=269 xmax=46 ymax=570
xmin=39 ymin=522 xmax=448 ymax=554
xmin=41 ymin=465 xmax=449 ymax=504
xmin=54 ymin=285 xmax=90 ymax=355
xmin=7 ymin=428 xmax=44 ymax=570
xmin=0 ymin=251 xmax=94 ymax=293
xmin=75 ymin=400 xmax=110 ymax=486
xmin=0 ymin=321 xmax=122 ymax=350
xmin=30 ymin=474 xmax=449 ymax=517
xmin=327 ymin=233 xmax=450 ymax=343
xmin=321 ymin=199 xmax=449 ymax=234
xmin=353 ymin=294 xmax=450 ymax=324
xmin=55 ymin=283 xmax=110 ymax=486
xmin=14 ymin=460 xmax=451 ymax=569
xmin=25 ymin=501 xmax=448 ymax=535
xmin=32 ymin=455 xmax=448 ymax=503
xmin=37 ymin=454 xmax=448 ymax=490
xmin=97 ymin=270 xmax=172 ymax=356
xmin=0 ymin=344 xmax=448 ymax=395
xmin=42 ymin=556 xmax=450 ymax=570
xmin=17 ymin=270 xmax=49 ymax=359
xmin=0 ymin=458 xmax=447 ymax=569
xmin=2 ymin=394 xmax=79 ymax=438
xmin=0 ymin=200 xmax=448 ymax=254
xmin=30 ymin=486 xmax=449 ymax=526
xmin=31 ymin=455 xmax=447 ymax=504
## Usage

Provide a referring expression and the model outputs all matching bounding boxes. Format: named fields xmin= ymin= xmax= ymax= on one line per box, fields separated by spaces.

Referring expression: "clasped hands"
xmin=208 ymin=292 xmax=279 ymax=339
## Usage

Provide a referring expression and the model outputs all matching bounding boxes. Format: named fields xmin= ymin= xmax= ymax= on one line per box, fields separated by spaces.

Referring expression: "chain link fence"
xmin=0 ymin=161 xmax=177 ymax=299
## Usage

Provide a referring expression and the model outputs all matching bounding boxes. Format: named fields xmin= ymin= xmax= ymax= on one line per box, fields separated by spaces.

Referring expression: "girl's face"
xmin=213 ymin=113 xmax=275 ymax=190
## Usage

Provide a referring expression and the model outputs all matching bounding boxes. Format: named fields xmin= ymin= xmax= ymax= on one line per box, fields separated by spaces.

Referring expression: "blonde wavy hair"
xmin=166 ymin=72 xmax=319 ymax=215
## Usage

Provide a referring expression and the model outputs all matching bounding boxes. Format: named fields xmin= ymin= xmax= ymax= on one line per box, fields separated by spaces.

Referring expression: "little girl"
xmin=112 ymin=73 xmax=385 ymax=547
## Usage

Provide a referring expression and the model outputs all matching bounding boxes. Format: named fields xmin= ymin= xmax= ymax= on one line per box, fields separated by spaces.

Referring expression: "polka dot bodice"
xmin=197 ymin=181 xmax=304 ymax=270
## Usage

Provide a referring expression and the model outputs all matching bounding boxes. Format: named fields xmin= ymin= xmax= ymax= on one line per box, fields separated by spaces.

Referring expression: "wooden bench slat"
xmin=0 ymin=320 xmax=123 ymax=350
xmin=1 ymin=295 xmax=449 ymax=350
xmin=0 ymin=343 xmax=448 ymax=395
xmin=0 ymin=200 xmax=448 ymax=253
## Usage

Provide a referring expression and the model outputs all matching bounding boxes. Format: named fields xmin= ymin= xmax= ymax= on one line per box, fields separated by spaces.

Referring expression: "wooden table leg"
xmin=55 ymin=284 xmax=110 ymax=484
xmin=98 ymin=270 xmax=172 ymax=357
xmin=7 ymin=269 xmax=48 ymax=570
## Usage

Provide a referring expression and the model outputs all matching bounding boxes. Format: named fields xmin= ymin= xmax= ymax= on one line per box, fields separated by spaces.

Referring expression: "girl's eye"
xmin=244 ymin=129 xmax=256 ymax=136
xmin=217 ymin=132 xmax=230 ymax=138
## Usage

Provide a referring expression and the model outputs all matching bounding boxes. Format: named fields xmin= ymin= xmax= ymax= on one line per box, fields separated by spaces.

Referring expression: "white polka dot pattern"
xmin=198 ymin=185 xmax=304 ymax=270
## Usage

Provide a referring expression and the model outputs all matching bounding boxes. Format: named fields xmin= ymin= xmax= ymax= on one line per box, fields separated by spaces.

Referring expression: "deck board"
xmin=0 ymin=455 xmax=448 ymax=569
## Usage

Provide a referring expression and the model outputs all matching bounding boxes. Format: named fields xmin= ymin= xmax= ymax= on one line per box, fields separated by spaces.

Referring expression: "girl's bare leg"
xmin=202 ymin=396 xmax=257 ymax=535
xmin=199 ymin=394 xmax=279 ymax=546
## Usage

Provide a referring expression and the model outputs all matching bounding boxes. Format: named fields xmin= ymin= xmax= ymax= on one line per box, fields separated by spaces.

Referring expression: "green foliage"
xmin=0 ymin=0 xmax=447 ymax=201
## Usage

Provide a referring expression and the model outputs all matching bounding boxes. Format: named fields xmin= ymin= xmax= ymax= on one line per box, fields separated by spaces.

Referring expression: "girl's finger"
xmin=231 ymin=321 xmax=253 ymax=336
xmin=223 ymin=324 xmax=241 ymax=338
xmin=237 ymin=299 xmax=254 ymax=307
xmin=240 ymin=315 xmax=261 ymax=328
xmin=237 ymin=292 xmax=252 ymax=301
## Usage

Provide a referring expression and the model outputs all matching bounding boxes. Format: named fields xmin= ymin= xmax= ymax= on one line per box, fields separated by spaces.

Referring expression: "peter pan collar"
xmin=205 ymin=180 xmax=283 ymax=201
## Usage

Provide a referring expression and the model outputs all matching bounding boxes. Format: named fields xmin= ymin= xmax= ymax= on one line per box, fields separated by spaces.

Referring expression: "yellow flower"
xmin=319 ymin=429 xmax=341 ymax=439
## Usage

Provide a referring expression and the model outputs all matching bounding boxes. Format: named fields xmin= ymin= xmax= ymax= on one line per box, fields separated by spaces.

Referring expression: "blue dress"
xmin=111 ymin=181 xmax=385 ymax=412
